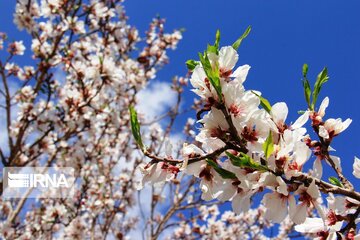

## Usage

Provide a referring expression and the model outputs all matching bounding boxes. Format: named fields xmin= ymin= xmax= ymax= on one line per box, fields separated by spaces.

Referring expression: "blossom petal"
xmin=271 ymin=102 xmax=288 ymax=126
xmin=185 ymin=160 xmax=206 ymax=177
xmin=313 ymin=158 xmax=323 ymax=179
xmin=294 ymin=217 xmax=325 ymax=233
xmin=217 ymin=184 xmax=236 ymax=201
xmin=232 ymin=193 xmax=251 ymax=214
xmin=263 ymin=192 xmax=288 ymax=223
xmin=292 ymin=111 xmax=309 ymax=129
xmin=200 ymin=181 xmax=214 ymax=201
xmin=340 ymin=118 xmax=352 ymax=134
xmin=183 ymin=143 xmax=204 ymax=156
xmin=219 ymin=46 xmax=238 ymax=71
xmin=276 ymin=176 xmax=288 ymax=196
xmin=294 ymin=142 xmax=311 ymax=167
xmin=190 ymin=65 xmax=206 ymax=89
xmin=353 ymin=157 xmax=360 ymax=179
xmin=289 ymin=195 xmax=307 ymax=224
xmin=318 ymin=125 xmax=329 ymax=139
xmin=231 ymin=64 xmax=250 ymax=84
xmin=318 ymin=97 xmax=329 ymax=117
xmin=307 ymin=180 xmax=321 ymax=199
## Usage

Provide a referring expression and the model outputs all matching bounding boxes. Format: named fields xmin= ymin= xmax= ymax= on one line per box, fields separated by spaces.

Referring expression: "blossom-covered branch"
xmin=134 ymin=29 xmax=360 ymax=239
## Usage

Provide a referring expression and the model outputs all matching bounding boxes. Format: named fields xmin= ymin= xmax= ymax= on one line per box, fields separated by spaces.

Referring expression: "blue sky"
xmin=1 ymin=0 xmax=359 ymax=171
xmin=125 ymin=1 xmax=360 ymax=235
xmin=124 ymin=0 xmax=360 ymax=181
xmin=1 ymin=0 xmax=360 ymax=237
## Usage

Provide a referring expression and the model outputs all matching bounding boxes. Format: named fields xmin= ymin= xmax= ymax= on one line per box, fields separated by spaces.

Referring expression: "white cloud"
xmin=136 ymin=81 xmax=177 ymax=121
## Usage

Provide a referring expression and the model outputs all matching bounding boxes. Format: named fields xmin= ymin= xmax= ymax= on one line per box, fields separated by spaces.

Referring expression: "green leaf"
xmin=302 ymin=78 xmax=312 ymax=110
xmin=232 ymin=26 xmax=251 ymax=51
xmin=207 ymin=44 xmax=217 ymax=54
xmin=206 ymin=159 xmax=237 ymax=179
xmin=186 ymin=59 xmax=199 ymax=71
xmin=251 ymin=91 xmax=272 ymax=113
xmin=214 ymin=29 xmax=220 ymax=50
xmin=198 ymin=52 xmax=223 ymax=102
xmin=302 ymin=63 xmax=311 ymax=109
xmin=328 ymin=176 xmax=343 ymax=187
xmin=227 ymin=152 xmax=250 ymax=168
xmin=311 ymin=67 xmax=329 ymax=109
xmin=262 ymin=131 xmax=274 ymax=159
xmin=206 ymin=30 xmax=221 ymax=55
xmin=129 ymin=106 xmax=144 ymax=150
xmin=302 ymin=63 xmax=308 ymax=78
xmin=226 ymin=152 xmax=268 ymax=171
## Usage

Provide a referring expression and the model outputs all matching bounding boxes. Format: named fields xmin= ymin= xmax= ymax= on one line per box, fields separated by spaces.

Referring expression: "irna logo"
xmin=8 ymin=172 xmax=69 ymax=188
xmin=2 ymin=167 xmax=75 ymax=199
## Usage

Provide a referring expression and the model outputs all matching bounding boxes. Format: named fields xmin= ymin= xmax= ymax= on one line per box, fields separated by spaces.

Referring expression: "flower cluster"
xmin=169 ymin=204 xmax=297 ymax=240
xmin=1 ymin=0 xmax=360 ymax=238
xmin=1 ymin=0 xmax=185 ymax=239
xmin=135 ymin=30 xmax=360 ymax=239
